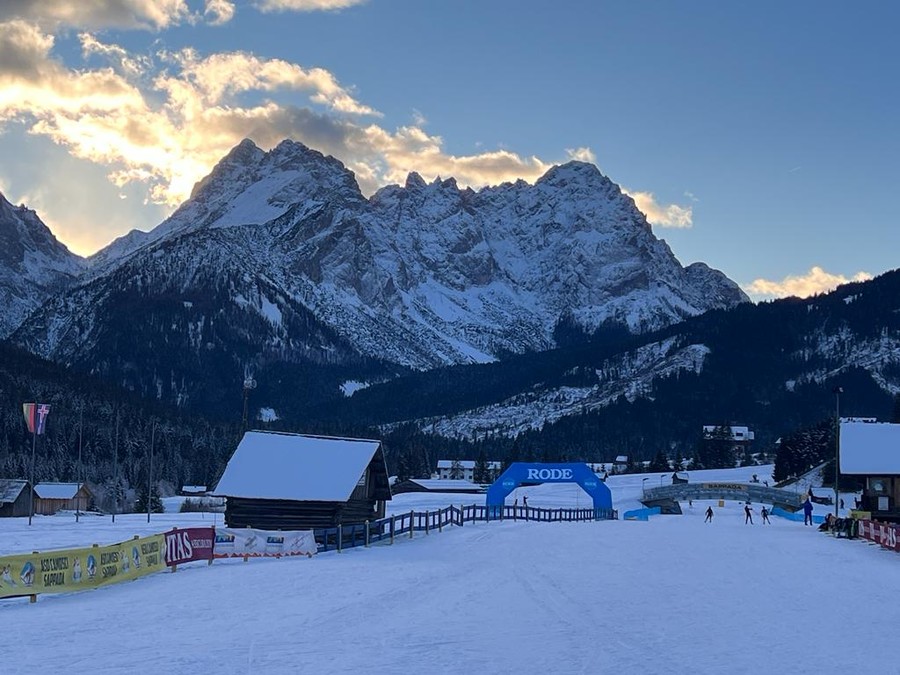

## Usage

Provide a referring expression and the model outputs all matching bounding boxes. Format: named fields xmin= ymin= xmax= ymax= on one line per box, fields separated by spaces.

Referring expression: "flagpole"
xmin=28 ymin=430 xmax=36 ymax=526
xmin=112 ymin=407 xmax=119 ymax=524
xmin=147 ymin=422 xmax=155 ymax=524
xmin=77 ymin=403 xmax=83 ymax=523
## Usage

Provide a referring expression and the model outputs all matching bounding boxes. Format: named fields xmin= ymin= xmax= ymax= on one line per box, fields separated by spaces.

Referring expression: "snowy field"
xmin=2 ymin=466 xmax=898 ymax=674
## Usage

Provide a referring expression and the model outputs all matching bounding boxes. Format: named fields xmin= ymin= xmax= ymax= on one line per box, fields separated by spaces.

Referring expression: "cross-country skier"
xmin=704 ymin=506 xmax=714 ymax=523
xmin=744 ymin=504 xmax=753 ymax=524
xmin=761 ymin=506 xmax=771 ymax=524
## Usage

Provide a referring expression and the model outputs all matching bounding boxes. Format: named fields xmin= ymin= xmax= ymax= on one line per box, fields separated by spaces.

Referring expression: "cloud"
xmin=253 ymin=0 xmax=368 ymax=12
xmin=627 ymin=190 xmax=693 ymax=228
xmin=744 ymin=266 xmax=873 ymax=299
xmin=0 ymin=0 xmax=192 ymax=31
xmin=0 ymin=21 xmax=688 ymax=254
xmin=204 ymin=0 xmax=235 ymax=25
xmin=566 ymin=147 xmax=596 ymax=163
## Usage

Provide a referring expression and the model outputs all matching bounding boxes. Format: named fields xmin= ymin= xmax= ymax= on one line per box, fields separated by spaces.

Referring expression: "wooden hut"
xmin=33 ymin=482 xmax=92 ymax=515
xmin=0 ymin=479 xmax=31 ymax=517
xmin=392 ymin=478 xmax=485 ymax=495
xmin=212 ymin=431 xmax=392 ymax=530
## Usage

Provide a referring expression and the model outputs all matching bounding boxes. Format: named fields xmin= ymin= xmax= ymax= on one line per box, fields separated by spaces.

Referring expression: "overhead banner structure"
xmin=213 ymin=528 xmax=317 ymax=559
xmin=486 ymin=463 xmax=613 ymax=513
xmin=0 ymin=533 xmax=165 ymax=600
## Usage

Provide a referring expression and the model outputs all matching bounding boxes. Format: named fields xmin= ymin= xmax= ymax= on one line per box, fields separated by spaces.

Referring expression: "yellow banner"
xmin=0 ymin=534 xmax=165 ymax=599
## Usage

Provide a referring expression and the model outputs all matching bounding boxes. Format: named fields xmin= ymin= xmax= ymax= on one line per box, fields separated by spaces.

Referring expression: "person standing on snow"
xmin=704 ymin=506 xmax=714 ymax=523
xmin=761 ymin=506 xmax=771 ymax=524
xmin=803 ymin=498 xmax=814 ymax=526
xmin=744 ymin=504 xmax=753 ymax=524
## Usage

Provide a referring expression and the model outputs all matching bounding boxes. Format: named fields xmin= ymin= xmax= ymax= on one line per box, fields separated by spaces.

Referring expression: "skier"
xmin=761 ymin=506 xmax=771 ymax=524
xmin=704 ymin=506 xmax=714 ymax=523
xmin=803 ymin=498 xmax=814 ymax=526
xmin=744 ymin=504 xmax=753 ymax=524
xmin=523 ymin=495 xmax=528 ymax=508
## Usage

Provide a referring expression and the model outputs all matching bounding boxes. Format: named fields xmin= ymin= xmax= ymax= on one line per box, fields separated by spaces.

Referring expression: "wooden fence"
xmin=315 ymin=504 xmax=618 ymax=553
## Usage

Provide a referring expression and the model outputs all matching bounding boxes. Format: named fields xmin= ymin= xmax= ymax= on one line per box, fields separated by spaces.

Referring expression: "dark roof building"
xmin=392 ymin=478 xmax=485 ymax=495
xmin=0 ymin=479 xmax=31 ymax=518
xmin=213 ymin=431 xmax=392 ymax=530
xmin=840 ymin=420 xmax=900 ymax=520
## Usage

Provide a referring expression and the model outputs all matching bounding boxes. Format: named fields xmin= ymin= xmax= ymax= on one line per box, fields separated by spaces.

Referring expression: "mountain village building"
xmin=33 ymin=482 xmax=92 ymax=515
xmin=213 ymin=431 xmax=392 ymax=531
xmin=0 ymin=479 xmax=31 ymax=517
xmin=433 ymin=460 xmax=501 ymax=482
xmin=839 ymin=420 xmax=900 ymax=522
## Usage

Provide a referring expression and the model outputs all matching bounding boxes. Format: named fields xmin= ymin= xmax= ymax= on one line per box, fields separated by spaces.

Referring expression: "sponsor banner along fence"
xmin=213 ymin=528 xmax=317 ymax=559
xmin=164 ymin=527 xmax=216 ymax=567
xmin=857 ymin=520 xmax=900 ymax=552
xmin=0 ymin=533 xmax=165 ymax=600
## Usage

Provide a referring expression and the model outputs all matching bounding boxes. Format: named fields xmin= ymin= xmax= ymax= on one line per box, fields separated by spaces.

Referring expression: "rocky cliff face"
xmin=0 ymin=192 xmax=85 ymax=337
xmin=12 ymin=138 xmax=747 ymax=412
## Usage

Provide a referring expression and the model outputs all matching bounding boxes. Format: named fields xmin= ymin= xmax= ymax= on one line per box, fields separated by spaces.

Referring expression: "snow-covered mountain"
xmin=0 ymin=192 xmax=85 ymax=337
xmin=10 ymin=139 xmax=748 ymax=413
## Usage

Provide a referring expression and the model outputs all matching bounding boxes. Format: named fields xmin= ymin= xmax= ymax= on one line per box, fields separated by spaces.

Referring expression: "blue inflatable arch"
xmin=486 ymin=462 xmax=612 ymax=512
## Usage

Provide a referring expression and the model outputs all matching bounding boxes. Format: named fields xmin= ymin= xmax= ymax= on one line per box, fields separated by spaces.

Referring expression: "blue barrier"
xmin=771 ymin=507 xmax=825 ymax=524
xmin=623 ymin=506 xmax=661 ymax=521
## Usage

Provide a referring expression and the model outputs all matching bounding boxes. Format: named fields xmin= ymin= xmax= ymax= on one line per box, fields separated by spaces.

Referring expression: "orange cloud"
xmin=744 ymin=266 xmax=873 ymax=299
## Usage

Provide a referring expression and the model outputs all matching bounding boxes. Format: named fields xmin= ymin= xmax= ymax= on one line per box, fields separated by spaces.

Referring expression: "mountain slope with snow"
xmin=13 ymin=139 xmax=747 ymax=390
xmin=0 ymin=192 xmax=85 ymax=337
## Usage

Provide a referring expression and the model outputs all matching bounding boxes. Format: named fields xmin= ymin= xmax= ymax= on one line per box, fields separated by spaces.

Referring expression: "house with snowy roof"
xmin=33 ymin=482 xmax=92 ymax=515
xmin=433 ymin=460 xmax=501 ymax=482
xmin=0 ymin=479 xmax=31 ymax=517
xmin=839 ymin=420 xmax=900 ymax=520
xmin=212 ymin=431 xmax=392 ymax=530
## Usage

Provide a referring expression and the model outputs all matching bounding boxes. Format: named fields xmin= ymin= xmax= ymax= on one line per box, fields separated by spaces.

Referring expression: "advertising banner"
xmin=213 ymin=528 xmax=316 ymax=559
xmin=163 ymin=527 xmax=215 ymax=567
xmin=857 ymin=520 xmax=900 ymax=552
xmin=0 ymin=533 xmax=165 ymax=599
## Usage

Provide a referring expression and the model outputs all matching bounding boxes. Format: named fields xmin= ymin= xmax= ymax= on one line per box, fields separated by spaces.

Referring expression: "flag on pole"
xmin=22 ymin=403 xmax=51 ymax=435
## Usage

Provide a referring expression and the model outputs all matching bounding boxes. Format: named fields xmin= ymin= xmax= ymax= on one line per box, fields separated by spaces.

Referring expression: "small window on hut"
xmin=357 ymin=471 xmax=367 ymax=487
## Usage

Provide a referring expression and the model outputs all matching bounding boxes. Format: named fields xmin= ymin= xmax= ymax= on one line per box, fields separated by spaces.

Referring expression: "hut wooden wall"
xmin=225 ymin=497 xmax=379 ymax=530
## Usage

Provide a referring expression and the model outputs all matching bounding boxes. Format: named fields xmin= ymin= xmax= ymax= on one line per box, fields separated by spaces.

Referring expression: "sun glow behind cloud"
xmin=0 ymin=8 xmax=694 ymax=254
xmin=744 ymin=266 xmax=873 ymax=299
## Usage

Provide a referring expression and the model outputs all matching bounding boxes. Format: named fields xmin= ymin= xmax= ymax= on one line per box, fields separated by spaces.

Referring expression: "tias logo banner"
xmin=0 ymin=533 xmax=165 ymax=599
xmin=163 ymin=527 xmax=215 ymax=567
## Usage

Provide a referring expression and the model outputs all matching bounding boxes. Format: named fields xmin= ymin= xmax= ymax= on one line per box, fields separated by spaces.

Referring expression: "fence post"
xmin=390 ymin=515 xmax=395 ymax=544
xmin=425 ymin=511 xmax=430 ymax=535
xmin=409 ymin=510 xmax=414 ymax=539
xmin=459 ymin=505 xmax=464 ymax=527
xmin=337 ymin=524 xmax=343 ymax=553
xmin=438 ymin=510 xmax=443 ymax=533
xmin=365 ymin=520 xmax=370 ymax=547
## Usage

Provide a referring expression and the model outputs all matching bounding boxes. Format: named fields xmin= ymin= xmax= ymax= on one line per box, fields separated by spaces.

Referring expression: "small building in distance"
xmin=613 ymin=455 xmax=629 ymax=473
xmin=0 ymin=479 xmax=31 ymax=517
xmin=392 ymin=478 xmax=485 ymax=495
xmin=433 ymin=460 xmax=501 ymax=482
xmin=840 ymin=420 xmax=900 ymax=521
xmin=702 ymin=425 xmax=755 ymax=443
xmin=212 ymin=431 xmax=392 ymax=530
xmin=180 ymin=485 xmax=208 ymax=496
xmin=33 ymin=482 xmax=92 ymax=515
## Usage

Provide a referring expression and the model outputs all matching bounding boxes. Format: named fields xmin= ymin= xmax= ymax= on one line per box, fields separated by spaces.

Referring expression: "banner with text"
xmin=0 ymin=533 xmax=165 ymax=599
xmin=163 ymin=527 xmax=216 ymax=567
xmin=213 ymin=528 xmax=316 ymax=559
xmin=857 ymin=520 xmax=900 ymax=552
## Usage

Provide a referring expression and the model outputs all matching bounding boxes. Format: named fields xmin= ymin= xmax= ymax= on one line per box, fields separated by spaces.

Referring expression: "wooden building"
xmin=840 ymin=420 xmax=900 ymax=521
xmin=212 ymin=431 xmax=392 ymax=530
xmin=33 ymin=482 xmax=92 ymax=515
xmin=0 ymin=479 xmax=31 ymax=518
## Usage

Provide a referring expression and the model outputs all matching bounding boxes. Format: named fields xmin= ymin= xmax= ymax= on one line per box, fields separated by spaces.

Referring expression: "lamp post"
xmin=660 ymin=473 xmax=667 ymax=487
xmin=833 ymin=386 xmax=843 ymax=518
xmin=147 ymin=422 xmax=155 ymax=524
xmin=641 ymin=477 xmax=649 ymax=499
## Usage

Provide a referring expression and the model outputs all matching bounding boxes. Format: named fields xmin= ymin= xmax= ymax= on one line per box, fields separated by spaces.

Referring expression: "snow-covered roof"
xmin=840 ymin=421 xmax=900 ymax=474
xmin=436 ymin=460 xmax=500 ymax=470
xmin=181 ymin=485 xmax=207 ymax=493
xmin=0 ymin=479 xmax=28 ymax=504
xmin=615 ymin=455 xmax=628 ymax=463
xmin=213 ymin=431 xmax=387 ymax=502
xmin=34 ymin=482 xmax=86 ymax=499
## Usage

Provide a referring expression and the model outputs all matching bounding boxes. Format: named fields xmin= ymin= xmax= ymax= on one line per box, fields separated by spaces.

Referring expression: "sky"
xmin=0 ymin=1 xmax=897 ymax=301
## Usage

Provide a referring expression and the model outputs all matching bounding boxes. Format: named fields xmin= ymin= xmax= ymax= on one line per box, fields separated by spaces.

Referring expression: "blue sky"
xmin=0 ymin=1 xmax=897 ymax=299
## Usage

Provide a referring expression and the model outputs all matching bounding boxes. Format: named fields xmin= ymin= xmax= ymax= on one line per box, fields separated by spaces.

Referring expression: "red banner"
xmin=857 ymin=520 xmax=900 ymax=552
xmin=163 ymin=527 xmax=215 ymax=567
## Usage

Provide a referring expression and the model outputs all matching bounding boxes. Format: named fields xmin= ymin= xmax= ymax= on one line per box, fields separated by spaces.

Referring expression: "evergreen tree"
xmin=892 ymin=393 xmax=900 ymax=423
xmin=648 ymin=450 xmax=669 ymax=473
xmin=473 ymin=450 xmax=490 ymax=484
xmin=134 ymin=483 xmax=164 ymax=514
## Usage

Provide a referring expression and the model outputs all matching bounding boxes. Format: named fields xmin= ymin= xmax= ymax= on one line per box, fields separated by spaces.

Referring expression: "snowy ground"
xmin=2 ymin=465 xmax=895 ymax=674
